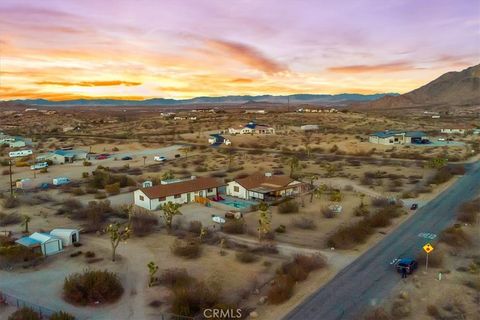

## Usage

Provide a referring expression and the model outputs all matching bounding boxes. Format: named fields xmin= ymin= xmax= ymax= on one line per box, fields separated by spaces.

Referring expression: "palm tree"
xmin=21 ymin=215 xmax=31 ymax=233
xmin=159 ymin=202 xmax=182 ymax=230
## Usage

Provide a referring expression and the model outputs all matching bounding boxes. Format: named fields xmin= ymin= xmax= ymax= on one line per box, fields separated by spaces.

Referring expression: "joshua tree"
xmin=226 ymin=147 xmax=235 ymax=170
xmin=179 ymin=146 xmax=191 ymax=160
xmin=314 ymin=184 xmax=328 ymax=201
xmin=257 ymin=202 xmax=271 ymax=241
xmin=159 ymin=202 xmax=182 ymax=230
xmin=142 ymin=155 xmax=147 ymax=166
xmin=287 ymin=156 xmax=300 ymax=178
xmin=330 ymin=190 xmax=342 ymax=202
xmin=162 ymin=170 xmax=174 ymax=181
xmin=147 ymin=261 xmax=159 ymax=287
xmin=105 ymin=223 xmax=131 ymax=262
xmin=199 ymin=227 xmax=207 ymax=241
xmin=307 ymin=174 xmax=319 ymax=203
xmin=21 ymin=215 xmax=31 ymax=233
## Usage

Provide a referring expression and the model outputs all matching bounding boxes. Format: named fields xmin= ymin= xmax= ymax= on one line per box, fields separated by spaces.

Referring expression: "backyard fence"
xmin=0 ymin=290 xmax=57 ymax=319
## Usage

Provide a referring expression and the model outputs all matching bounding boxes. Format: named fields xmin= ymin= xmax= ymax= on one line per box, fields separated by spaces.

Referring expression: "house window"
xmin=174 ymin=194 xmax=182 ymax=199
xmin=207 ymin=188 xmax=213 ymax=192
xmin=139 ymin=195 xmax=144 ymax=201
xmin=159 ymin=197 xmax=166 ymax=201
xmin=234 ymin=186 xmax=239 ymax=192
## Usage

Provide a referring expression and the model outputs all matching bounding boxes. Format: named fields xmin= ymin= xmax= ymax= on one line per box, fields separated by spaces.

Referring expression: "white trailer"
xmin=50 ymin=229 xmax=80 ymax=246
xmin=52 ymin=177 xmax=71 ymax=186
xmin=30 ymin=162 xmax=48 ymax=170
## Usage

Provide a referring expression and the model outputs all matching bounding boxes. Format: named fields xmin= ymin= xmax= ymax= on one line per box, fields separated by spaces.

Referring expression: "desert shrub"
xmin=0 ymin=245 xmax=42 ymax=266
xmin=63 ymin=269 xmax=123 ymax=305
xmin=2 ymin=169 xmax=9 ymax=175
xmin=159 ymin=268 xmax=193 ymax=288
xmin=282 ymin=262 xmax=308 ymax=281
xmin=105 ymin=182 xmax=120 ymax=195
xmin=8 ymin=307 xmax=41 ymax=320
xmin=170 ymin=279 xmax=224 ymax=317
xmin=85 ymin=251 xmax=95 ymax=258
xmin=293 ymin=254 xmax=327 ymax=272
xmin=292 ymin=217 xmax=316 ymax=229
xmin=94 ymin=192 xmax=107 ymax=199
xmin=267 ymin=274 xmax=295 ymax=304
xmin=235 ymin=251 xmax=258 ymax=263
xmin=0 ymin=212 xmax=21 ymax=226
xmin=131 ymin=210 xmax=158 ymax=236
xmin=62 ymin=199 xmax=83 ymax=210
xmin=188 ymin=220 xmax=202 ymax=234
xmin=0 ymin=235 xmax=14 ymax=246
xmin=366 ymin=211 xmax=391 ymax=228
xmin=354 ymin=204 xmax=370 ymax=217
xmin=171 ymin=239 xmax=201 ymax=259
xmin=82 ymin=172 xmax=89 ymax=178
xmin=321 ymin=207 xmax=335 ymax=219
xmin=49 ymin=311 xmax=75 ymax=320
xmin=439 ymin=226 xmax=471 ymax=247
xmin=83 ymin=161 xmax=92 ymax=166
xmin=3 ymin=196 xmax=19 ymax=209
xmin=371 ymin=198 xmax=390 ymax=207
xmin=278 ymin=200 xmax=299 ymax=214
xmin=362 ymin=307 xmax=392 ymax=320
xmin=390 ymin=293 xmax=411 ymax=318
xmin=326 ymin=220 xmax=373 ymax=249
xmin=71 ymin=188 xmax=85 ymax=196
xmin=456 ymin=198 xmax=480 ymax=224
xmin=222 ymin=219 xmax=245 ymax=234
xmin=426 ymin=305 xmax=442 ymax=319
xmin=275 ymin=224 xmax=286 ymax=233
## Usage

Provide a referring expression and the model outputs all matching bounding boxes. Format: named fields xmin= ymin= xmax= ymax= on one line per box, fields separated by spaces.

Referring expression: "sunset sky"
xmin=1 ymin=0 xmax=479 ymax=100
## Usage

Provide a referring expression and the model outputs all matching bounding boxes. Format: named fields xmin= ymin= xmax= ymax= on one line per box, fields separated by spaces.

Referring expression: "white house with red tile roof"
xmin=134 ymin=176 xmax=225 ymax=210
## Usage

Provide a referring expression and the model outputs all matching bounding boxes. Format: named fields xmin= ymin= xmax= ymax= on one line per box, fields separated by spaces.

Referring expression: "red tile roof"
xmin=139 ymin=177 xmax=224 ymax=199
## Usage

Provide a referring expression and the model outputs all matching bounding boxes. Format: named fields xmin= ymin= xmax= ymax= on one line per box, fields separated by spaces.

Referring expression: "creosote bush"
xmin=171 ymin=239 xmax=201 ymax=259
xmin=7 ymin=307 xmax=41 ymax=320
xmin=63 ymin=269 xmax=123 ymax=305
xmin=439 ymin=225 xmax=471 ymax=247
xmin=49 ymin=311 xmax=76 ymax=320
xmin=235 ymin=251 xmax=259 ymax=263
xmin=278 ymin=200 xmax=299 ymax=214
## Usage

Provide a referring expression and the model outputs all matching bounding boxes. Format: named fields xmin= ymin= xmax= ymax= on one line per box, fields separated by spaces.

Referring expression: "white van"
xmin=52 ymin=177 xmax=71 ymax=186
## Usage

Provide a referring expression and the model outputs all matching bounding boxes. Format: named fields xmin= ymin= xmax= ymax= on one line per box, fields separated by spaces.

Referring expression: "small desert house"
xmin=227 ymin=172 xmax=305 ymax=201
xmin=134 ymin=176 xmax=225 ymax=210
xmin=16 ymin=232 xmax=63 ymax=256
xmin=228 ymin=121 xmax=275 ymax=135
xmin=368 ymin=131 xmax=428 ymax=145
xmin=50 ymin=229 xmax=80 ymax=246
xmin=37 ymin=149 xmax=88 ymax=164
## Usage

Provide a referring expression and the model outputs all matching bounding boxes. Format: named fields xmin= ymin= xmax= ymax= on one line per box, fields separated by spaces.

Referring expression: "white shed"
xmin=50 ymin=229 xmax=80 ymax=246
xmin=29 ymin=232 xmax=63 ymax=256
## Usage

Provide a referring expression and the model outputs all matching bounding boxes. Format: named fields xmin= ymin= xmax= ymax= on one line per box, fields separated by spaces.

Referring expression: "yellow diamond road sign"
xmin=423 ymin=243 xmax=434 ymax=254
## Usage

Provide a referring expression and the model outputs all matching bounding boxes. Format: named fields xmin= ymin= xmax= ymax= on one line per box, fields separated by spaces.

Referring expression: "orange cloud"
xmin=35 ymin=80 xmax=142 ymax=87
xmin=231 ymin=78 xmax=255 ymax=83
xmin=206 ymin=39 xmax=287 ymax=74
xmin=328 ymin=61 xmax=413 ymax=73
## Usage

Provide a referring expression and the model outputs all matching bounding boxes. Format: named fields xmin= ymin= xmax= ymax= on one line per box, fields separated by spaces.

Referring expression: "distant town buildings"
xmin=369 ymin=130 xmax=428 ymax=145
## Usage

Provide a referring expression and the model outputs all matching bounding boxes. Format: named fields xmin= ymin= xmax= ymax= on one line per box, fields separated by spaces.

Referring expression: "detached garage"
xmin=28 ymin=232 xmax=63 ymax=256
xmin=50 ymin=229 xmax=80 ymax=246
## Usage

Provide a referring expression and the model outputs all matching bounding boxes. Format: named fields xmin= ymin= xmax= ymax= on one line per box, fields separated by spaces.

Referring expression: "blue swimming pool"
xmin=218 ymin=198 xmax=256 ymax=209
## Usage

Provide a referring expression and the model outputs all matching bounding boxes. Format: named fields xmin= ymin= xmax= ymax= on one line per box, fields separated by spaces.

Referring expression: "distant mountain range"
xmin=358 ymin=64 xmax=480 ymax=109
xmin=2 ymin=93 xmax=398 ymax=107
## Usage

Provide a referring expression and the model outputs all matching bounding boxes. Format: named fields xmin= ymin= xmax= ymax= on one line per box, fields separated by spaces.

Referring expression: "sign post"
xmin=423 ymin=243 xmax=434 ymax=272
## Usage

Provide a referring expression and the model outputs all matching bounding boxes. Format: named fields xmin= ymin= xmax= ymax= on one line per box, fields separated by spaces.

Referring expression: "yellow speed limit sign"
xmin=423 ymin=243 xmax=434 ymax=254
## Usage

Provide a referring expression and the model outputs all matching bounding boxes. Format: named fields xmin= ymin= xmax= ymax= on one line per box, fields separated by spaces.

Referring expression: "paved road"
xmin=285 ymin=161 xmax=480 ymax=320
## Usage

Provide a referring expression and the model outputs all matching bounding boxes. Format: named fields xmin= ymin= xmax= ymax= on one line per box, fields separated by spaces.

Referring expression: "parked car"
xmin=154 ymin=156 xmax=167 ymax=162
xmin=410 ymin=203 xmax=418 ymax=210
xmin=121 ymin=156 xmax=133 ymax=160
xmin=174 ymin=154 xmax=181 ymax=158
xmin=395 ymin=258 xmax=418 ymax=274
xmin=438 ymin=138 xmax=446 ymax=141
xmin=96 ymin=155 xmax=109 ymax=160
